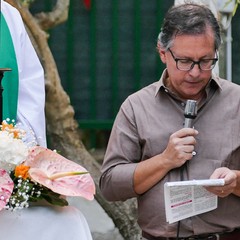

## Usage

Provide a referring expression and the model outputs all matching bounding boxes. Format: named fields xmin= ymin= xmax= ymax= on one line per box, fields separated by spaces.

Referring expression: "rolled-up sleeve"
xmin=99 ymin=98 xmax=141 ymax=201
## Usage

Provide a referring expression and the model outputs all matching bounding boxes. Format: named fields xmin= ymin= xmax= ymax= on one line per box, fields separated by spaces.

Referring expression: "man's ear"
xmin=157 ymin=44 xmax=167 ymax=64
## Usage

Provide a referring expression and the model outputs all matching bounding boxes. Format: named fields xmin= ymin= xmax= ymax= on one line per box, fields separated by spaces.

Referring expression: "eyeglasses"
xmin=168 ymin=48 xmax=218 ymax=71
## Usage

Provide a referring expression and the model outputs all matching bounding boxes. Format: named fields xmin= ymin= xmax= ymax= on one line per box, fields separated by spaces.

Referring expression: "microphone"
xmin=184 ymin=100 xmax=198 ymax=156
xmin=184 ymin=100 xmax=197 ymax=128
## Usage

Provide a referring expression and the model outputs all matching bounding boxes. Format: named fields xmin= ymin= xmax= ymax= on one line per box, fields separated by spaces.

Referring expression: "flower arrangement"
xmin=0 ymin=119 xmax=95 ymax=211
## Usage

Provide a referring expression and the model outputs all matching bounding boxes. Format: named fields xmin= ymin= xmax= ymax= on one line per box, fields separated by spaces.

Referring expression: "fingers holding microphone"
xmin=162 ymin=99 xmax=198 ymax=169
xmin=163 ymin=128 xmax=198 ymax=168
xmin=176 ymin=128 xmax=198 ymax=159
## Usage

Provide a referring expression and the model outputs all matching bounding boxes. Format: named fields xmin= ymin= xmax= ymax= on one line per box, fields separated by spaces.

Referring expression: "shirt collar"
xmin=154 ymin=69 xmax=168 ymax=96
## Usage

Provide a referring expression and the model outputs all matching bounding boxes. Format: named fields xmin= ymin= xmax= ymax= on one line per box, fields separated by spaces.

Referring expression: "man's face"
xmin=159 ymin=28 xmax=216 ymax=100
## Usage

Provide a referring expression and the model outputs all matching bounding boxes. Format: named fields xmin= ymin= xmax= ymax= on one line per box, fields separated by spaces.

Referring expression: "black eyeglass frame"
xmin=168 ymin=48 xmax=218 ymax=71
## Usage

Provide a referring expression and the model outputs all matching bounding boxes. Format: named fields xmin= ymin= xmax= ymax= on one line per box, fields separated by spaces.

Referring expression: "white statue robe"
xmin=2 ymin=0 xmax=46 ymax=147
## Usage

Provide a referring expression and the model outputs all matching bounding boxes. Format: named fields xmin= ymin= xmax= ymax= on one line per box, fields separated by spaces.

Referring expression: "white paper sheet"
xmin=164 ymin=179 xmax=225 ymax=223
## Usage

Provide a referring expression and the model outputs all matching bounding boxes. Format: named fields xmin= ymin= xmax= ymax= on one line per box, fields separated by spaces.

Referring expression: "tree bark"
xmin=5 ymin=0 xmax=141 ymax=239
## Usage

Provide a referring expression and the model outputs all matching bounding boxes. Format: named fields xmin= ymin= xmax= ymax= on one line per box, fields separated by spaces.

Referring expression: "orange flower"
xmin=15 ymin=165 xmax=30 ymax=179
xmin=1 ymin=122 xmax=20 ymax=138
xmin=1 ymin=122 xmax=14 ymax=131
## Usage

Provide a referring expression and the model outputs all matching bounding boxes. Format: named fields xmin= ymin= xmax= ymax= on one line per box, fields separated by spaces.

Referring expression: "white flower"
xmin=0 ymin=131 xmax=28 ymax=171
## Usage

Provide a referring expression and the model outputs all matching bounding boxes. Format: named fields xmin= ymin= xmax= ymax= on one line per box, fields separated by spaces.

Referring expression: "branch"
xmin=34 ymin=0 xmax=70 ymax=30
xmin=7 ymin=0 xmax=70 ymax=30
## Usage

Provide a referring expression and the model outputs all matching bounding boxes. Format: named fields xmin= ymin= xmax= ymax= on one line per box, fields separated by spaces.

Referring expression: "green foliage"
xmin=6 ymin=172 xmax=68 ymax=211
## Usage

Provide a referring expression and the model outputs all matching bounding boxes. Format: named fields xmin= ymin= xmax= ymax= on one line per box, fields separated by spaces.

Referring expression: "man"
xmin=100 ymin=3 xmax=240 ymax=240
xmin=1 ymin=0 xmax=46 ymax=146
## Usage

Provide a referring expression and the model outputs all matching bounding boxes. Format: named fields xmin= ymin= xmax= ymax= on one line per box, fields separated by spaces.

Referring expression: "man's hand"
xmin=134 ymin=128 xmax=198 ymax=194
xmin=206 ymin=167 xmax=237 ymax=197
xmin=161 ymin=128 xmax=198 ymax=169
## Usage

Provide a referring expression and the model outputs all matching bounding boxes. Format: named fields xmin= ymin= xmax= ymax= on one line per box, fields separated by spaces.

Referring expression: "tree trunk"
xmin=6 ymin=0 xmax=141 ymax=239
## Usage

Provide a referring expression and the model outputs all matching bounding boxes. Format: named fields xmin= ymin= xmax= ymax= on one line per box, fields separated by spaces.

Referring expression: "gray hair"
xmin=157 ymin=3 xmax=221 ymax=51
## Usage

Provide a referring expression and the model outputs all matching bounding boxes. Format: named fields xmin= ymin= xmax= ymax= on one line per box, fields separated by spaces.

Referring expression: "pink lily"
xmin=24 ymin=147 xmax=95 ymax=200
xmin=0 ymin=169 xmax=14 ymax=210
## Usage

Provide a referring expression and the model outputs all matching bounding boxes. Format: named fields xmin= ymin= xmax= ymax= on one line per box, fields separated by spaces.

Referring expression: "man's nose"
xmin=189 ymin=63 xmax=201 ymax=76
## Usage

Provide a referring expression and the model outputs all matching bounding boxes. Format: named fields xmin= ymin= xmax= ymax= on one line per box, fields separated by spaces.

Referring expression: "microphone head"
xmin=184 ymin=100 xmax=197 ymax=119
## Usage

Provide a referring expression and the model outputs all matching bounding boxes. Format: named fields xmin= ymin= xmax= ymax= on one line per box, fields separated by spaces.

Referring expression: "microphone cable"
xmin=176 ymin=100 xmax=197 ymax=240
